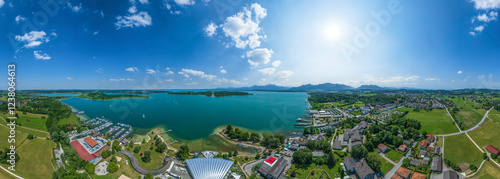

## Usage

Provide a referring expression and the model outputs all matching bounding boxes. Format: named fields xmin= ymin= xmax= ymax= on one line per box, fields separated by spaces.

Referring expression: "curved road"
xmin=119 ymin=151 xmax=172 ymax=175
xmin=436 ymin=107 xmax=493 ymax=137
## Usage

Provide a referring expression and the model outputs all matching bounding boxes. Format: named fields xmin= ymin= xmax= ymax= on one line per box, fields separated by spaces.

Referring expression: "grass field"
xmin=474 ymin=161 xmax=500 ymax=179
xmin=289 ymin=162 xmax=342 ymax=179
xmin=469 ymin=120 xmax=500 ymax=149
xmin=488 ymin=109 xmax=500 ymax=123
xmin=94 ymin=154 xmax=141 ymax=179
xmin=128 ymin=134 xmax=165 ymax=170
xmin=0 ymin=169 xmax=17 ymax=179
xmin=447 ymin=97 xmax=488 ymax=130
xmin=0 ymin=117 xmax=50 ymax=138
xmin=0 ymin=112 xmax=48 ymax=131
xmin=9 ymin=138 xmax=57 ymax=179
xmin=368 ymin=152 xmax=394 ymax=175
xmin=385 ymin=150 xmax=404 ymax=163
xmin=444 ymin=134 xmax=483 ymax=167
xmin=403 ymin=109 xmax=460 ymax=135
xmin=57 ymin=113 xmax=81 ymax=126
xmin=0 ymin=124 xmax=27 ymax=150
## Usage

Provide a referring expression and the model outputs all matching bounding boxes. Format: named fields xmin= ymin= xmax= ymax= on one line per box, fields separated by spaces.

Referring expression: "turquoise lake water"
xmin=56 ymin=92 xmax=309 ymax=140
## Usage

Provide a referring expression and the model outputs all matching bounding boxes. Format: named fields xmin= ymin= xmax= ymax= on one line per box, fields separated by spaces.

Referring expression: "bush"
xmin=134 ymin=146 xmax=141 ymax=153
xmin=107 ymin=162 xmax=118 ymax=173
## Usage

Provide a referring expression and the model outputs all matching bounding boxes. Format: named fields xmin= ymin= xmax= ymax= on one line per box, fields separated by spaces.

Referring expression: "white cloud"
xmin=164 ymin=79 xmax=174 ymax=82
xmin=425 ymin=78 xmax=439 ymax=81
xmin=96 ymin=68 xmax=103 ymax=73
xmin=246 ymin=48 xmax=273 ymax=67
xmin=67 ymin=77 xmax=73 ymax=80
xmin=457 ymin=70 xmax=463 ymax=74
xmin=477 ymin=11 xmax=498 ymax=22
xmin=474 ymin=25 xmax=485 ymax=32
xmin=15 ymin=15 xmax=25 ymax=23
xmin=469 ymin=31 xmax=477 ymax=36
xmin=217 ymin=77 xmax=243 ymax=85
xmin=0 ymin=0 xmax=4 ymax=8
xmin=258 ymin=68 xmax=276 ymax=75
xmin=128 ymin=6 xmax=137 ymax=14
xmin=185 ymin=82 xmax=198 ymax=85
xmin=204 ymin=22 xmax=218 ymax=36
xmin=220 ymin=3 xmax=267 ymax=49
xmin=220 ymin=69 xmax=227 ymax=74
xmin=115 ymin=12 xmax=152 ymax=29
xmin=125 ymin=67 xmax=139 ymax=72
xmin=470 ymin=0 xmax=500 ymax=9
xmin=138 ymin=0 xmax=149 ymax=4
xmin=361 ymin=74 xmax=420 ymax=85
xmin=271 ymin=60 xmax=281 ymax=68
xmin=146 ymin=69 xmax=157 ymax=74
xmin=165 ymin=71 xmax=174 ymax=75
xmin=275 ymin=70 xmax=294 ymax=79
xmin=51 ymin=32 xmax=57 ymax=37
xmin=67 ymin=2 xmax=82 ymax=13
xmin=93 ymin=31 xmax=99 ymax=35
xmin=127 ymin=78 xmax=134 ymax=81
xmin=174 ymin=0 xmax=195 ymax=5
xmin=109 ymin=79 xmax=120 ymax=81
xmin=15 ymin=31 xmax=49 ymax=48
xmin=181 ymin=69 xmax=217 ymax=80
xmin=178 ymin=71 xmax=190 ymax=78
xmin=33 ymin=51 xmax=51 ymax=60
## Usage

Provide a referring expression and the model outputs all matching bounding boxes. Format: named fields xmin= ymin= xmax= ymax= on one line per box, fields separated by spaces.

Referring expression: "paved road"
xmin=383 ymin=142 xmax=417 ymax=179
xmin=436 ymin=107 xmax=493 ymax=137
xmin=119 ymin=151 xmax=171 ymax=175
xmin=244 ymin=159 xmax=264 ymax=176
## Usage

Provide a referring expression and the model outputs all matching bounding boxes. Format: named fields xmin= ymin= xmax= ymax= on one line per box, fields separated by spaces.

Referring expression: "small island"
xmin=167 ymin=91 xmax=253 ymax=97
xmin=78 ymin=92 xmax=150 ymax=100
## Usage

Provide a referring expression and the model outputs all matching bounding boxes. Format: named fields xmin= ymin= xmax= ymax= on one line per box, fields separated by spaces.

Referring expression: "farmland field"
xmin=403 ymin=109 xmax=459 ymax=135
xmin=444 ymin=134 xmax=483 ymax=167
xmin=474 ymin=161 xmax=500 ymax=179
xmin=0 ymin=112 xmax=48 ymax=131
xmin=6 ymin=138 xmax=57 ymax=179
xmin=469 ymin=119 xmax=500 ymax=149
xmin=57 ymin=113 xmax=82 ymax=126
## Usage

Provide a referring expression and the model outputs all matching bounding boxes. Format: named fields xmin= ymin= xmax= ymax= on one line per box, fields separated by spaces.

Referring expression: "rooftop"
xmin=395 ymin=167 xmax=411 ymax=178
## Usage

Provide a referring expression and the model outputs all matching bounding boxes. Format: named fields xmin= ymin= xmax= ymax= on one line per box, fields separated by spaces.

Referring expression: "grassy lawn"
xmin=0 ymin=124 xmax=27 ymax=149
xmin=454 ymin=110 xmax=482 ymax=130
xmin=289 ymin=163 xmax=342 ymax=179
xmin=57 ymin=113 xmax=81 ymax=126
xmin=367 ymin=152 xmax=394 ymax=175
xmin=404 ymin=109 xmax=459 ymax=135
xmin=0 ymin=117 xmax=50 ymax=138
xmin=385 ymin=150 xmax=404 ymax=163
xmin=6 ymin=138 xmax=57 ymax=179
xmin=469 ymin=120 xmax=500 ymax=149
xmin=0 ymin=112 xmax=48 ymax=131
xmin=128 ymin=134 xmax=165 ymax=170
xmin=0 ymin=169 xmax=17 ymax=179
xmin=488 ymin=109 xmax=500 ymax=123
xmin=435 ymin=137 xmax=444 ymax=148
xmin=444 ymin=134 xmax=483 ymax=167
xmin=474 ymin=161 xmax=500 ymax=179
xmin=94 ymin=154 xmax=141 ymax=179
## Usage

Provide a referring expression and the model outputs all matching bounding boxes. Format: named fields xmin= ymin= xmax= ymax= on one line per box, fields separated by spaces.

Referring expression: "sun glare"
xmin=324 ymin=24 xmax=343 ymax=40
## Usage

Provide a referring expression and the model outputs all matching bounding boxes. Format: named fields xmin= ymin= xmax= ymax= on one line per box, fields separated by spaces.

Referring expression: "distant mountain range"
xmin=216 ymin=83 xmax=421 ymax=92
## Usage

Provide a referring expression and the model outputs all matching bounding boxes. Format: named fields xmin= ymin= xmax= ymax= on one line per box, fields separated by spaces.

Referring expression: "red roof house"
xmin=420 ymin=140 xmax=430 ymax=149
xmin=378 ymin=143 xmax=389 ymax=153
xmin=487 ymin=145 xmax=500 ymax=155
xmin=427 ymin=135 xmax=435 ymax=142
xmin=266 ymin=157 xmax=276 ymax=164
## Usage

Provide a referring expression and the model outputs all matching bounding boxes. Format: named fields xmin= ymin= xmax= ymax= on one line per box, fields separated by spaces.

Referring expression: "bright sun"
xmin=324 ymin=24 xmax=343 ymax=40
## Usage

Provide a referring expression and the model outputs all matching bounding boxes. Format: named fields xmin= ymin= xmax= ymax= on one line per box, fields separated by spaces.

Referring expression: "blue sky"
xmin=1 ymin=0 xmax=499 ymax=90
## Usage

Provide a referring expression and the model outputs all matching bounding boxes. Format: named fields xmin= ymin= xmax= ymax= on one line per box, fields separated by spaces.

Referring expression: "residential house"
xmin=395 ymin=167 xmax=412 ymax=179
xmin=419 ymin=150 xmax=427 ymax=158
xmin=427 ymin=135 xmax=435 ymax=142
xmin=343 ymin=157 xmax=375 ymax=179
xmin=258 ymin=157 xmax=288 ymax=179
xmin=410 ymin=159 xmax=420 ymax=167
xmin=411 ymin=172 xmax=426 ymax=179
xmin=333 ymin=140 xmax=342 ymax=150
xmin=378 ymin=143 xmax=389 ymax=153
xmin=419 ymin=140 xmax=430 ymax=149
xmin=398 ymin=144 xmax=407 ymax=152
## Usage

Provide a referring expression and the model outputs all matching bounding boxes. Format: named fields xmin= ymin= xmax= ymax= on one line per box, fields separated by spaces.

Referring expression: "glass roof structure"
xmin=185 ymin=158 xmax=234 ymax=179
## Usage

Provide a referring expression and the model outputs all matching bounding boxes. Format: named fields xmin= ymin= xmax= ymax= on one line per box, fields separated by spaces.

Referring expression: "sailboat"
xmin=142 ymin=114 xmax=145 ymax=119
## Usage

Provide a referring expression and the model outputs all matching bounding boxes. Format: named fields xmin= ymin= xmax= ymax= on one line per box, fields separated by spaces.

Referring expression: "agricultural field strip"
xmin=0 ymin=166 xmax=23 ymax=179
xmin=0 ymin=116 xmax=50 ymax=135
xmin=445 ymin=107 xmax=485 ymax=153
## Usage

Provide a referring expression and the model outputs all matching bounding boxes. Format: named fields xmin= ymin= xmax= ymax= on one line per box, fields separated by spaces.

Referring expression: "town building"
xmin=431 ymin=156 xmax=442 ymax=172
xmin=343 ymin=157 xmax=375 ymax=179
xmin=394 ymin=167 xmax=411 ymax=179
xmin=378 ymin=143 xmax=389 ymax=153
xmin=411 ymin=172 xmax=426 ymax=179
xmin=185 ymin=158 xmax=233 ymax=179
xmin=398 ymin=144 xmax=407 ymax=152
xmin=486 ymin=145 xmax=500 ymax=156
xmin=443 ymin=170 xmax=459 ymax=179
xmin=258 ymin=157 xmax=288 ymax=179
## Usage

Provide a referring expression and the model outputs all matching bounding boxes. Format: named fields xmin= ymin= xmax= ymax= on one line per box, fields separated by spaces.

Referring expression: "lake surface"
xmin=57 ymin=91 xmax=309 ymax=140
